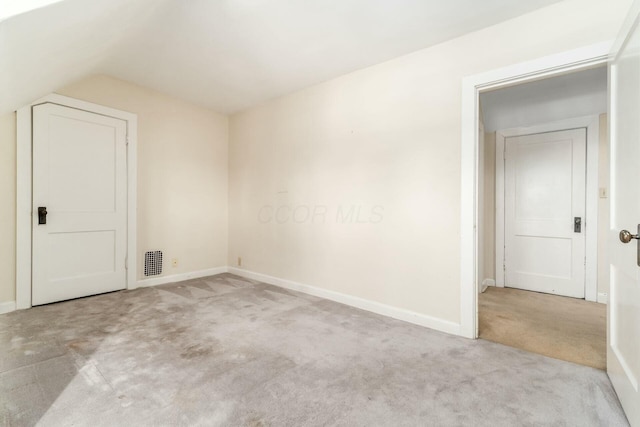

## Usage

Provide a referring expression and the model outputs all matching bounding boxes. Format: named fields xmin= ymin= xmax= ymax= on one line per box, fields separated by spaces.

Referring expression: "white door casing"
xmin=608 ymin=2 xmax=640 ymax=424
xmin=16 ymin=94 xmax=138 ymax=309
xmin=31 ymin=103 xmax=128 ymax=305
xmin=504 ymin=129 xmax=586 ymax=298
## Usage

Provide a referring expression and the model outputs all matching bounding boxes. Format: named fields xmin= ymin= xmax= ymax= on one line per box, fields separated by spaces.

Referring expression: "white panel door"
xmin=608 ymin=2 xmax=640 ymax=424
xmin=32 ymin=103 xmax=127 ymax=305
xmin=504 ymin=129 xmax=586 ymax=298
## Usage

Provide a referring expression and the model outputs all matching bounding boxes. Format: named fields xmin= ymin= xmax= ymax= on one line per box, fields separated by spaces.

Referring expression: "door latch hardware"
xmin=37 ymin=207 xmax=47 ymax=225
xmin=574 ymin=217 xmax=582 ymax=233
xmin=619 ymin=224 xmax=640 ymax=266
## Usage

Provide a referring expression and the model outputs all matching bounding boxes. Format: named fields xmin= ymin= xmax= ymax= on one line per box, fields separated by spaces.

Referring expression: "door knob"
xmin=37 ymin=206 xmax=47 ymax=225
xmin=620 ymin=225 xmax=640 ymax=266
xmin=619 ymin=229 xmax=640 ymax=243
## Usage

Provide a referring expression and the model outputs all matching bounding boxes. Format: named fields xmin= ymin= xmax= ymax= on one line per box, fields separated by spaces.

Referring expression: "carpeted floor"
xmin=0 ymin=274 xmax=627 ymax=426
xmin=479 ymin=286 xmax=607 ymax=370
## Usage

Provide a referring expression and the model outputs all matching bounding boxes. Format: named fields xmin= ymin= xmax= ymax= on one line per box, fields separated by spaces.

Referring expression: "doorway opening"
xmin=476 ymin=65 xmax=608 ymax=369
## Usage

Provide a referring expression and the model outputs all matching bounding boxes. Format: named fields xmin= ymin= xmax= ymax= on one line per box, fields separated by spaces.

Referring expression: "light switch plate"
xmin=599 ymin=187 xmax=608 ymax=198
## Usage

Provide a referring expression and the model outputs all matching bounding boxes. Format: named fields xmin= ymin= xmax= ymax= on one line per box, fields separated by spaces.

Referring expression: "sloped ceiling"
xmin=1 ymin=0 xmax=563 ymax=115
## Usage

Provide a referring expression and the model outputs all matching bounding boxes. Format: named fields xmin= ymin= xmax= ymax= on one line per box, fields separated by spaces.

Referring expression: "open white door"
xmin=608 ymin=2 xmax=640 ymax=425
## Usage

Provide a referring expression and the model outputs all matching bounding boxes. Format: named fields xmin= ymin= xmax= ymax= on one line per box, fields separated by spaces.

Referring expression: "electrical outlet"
xmin=172 ymin=258 xmax=178 ymax=268
xmin=238 ymin=257 xmax=242 ymax=267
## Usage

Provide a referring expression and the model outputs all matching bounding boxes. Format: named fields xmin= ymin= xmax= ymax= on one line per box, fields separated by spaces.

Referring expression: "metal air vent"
xmin=144 ymin=250 xmax=163 ymax=276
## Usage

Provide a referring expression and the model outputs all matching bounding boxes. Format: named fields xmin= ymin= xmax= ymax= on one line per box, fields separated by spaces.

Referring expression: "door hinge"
xmin=125 ymin=256 xmax=128 ymax=270
xmin=126 ymin=136 xmax=129 ymax=146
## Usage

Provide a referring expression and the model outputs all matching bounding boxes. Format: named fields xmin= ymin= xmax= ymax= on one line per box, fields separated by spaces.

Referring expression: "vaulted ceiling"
xmin=1 ymin=0 xmax=563 ymax=115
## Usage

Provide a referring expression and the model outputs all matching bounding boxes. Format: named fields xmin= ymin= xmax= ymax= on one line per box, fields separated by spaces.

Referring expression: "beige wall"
xmin=478 ymin=114 xmax=496 ymax=289
xmin=0 ymin=75 xmax=228 ymax=303
xmin=0 ymin=113 xmax=17 ymax=303
xmin=58 ymin=75 xmax=229 ymax=280
xmin=229 ymin=0 xmax=629 ymax=324
xmin=483 ymin=132 xmax=496 ymax=284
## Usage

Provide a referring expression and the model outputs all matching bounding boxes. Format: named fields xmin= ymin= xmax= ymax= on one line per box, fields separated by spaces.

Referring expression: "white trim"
xmin=461 ymin=42 xmax=611 ymax=339
xmin=228 ymin=267 xmax=462 ymax=336
xmin=125 ymin=109 xmax=138 ymax=292
xmin=16 ymin=108 xmax=32 ymax=309
xmin=16 ymin=93 xmax=138 ymax=308
xmin=597 ymin=292 xmax=608 ymax=304
xmin=481 ymin=278 xmax=495 ymax=287
xmin=493 ymin=116 xmax=600 ymax=302
xmin=137 ymin=267 xmax=229 ymax=288
xmin=480 ymin=279 xmax=495 ymax=294
xmin=0 ymin=301 xmax=16 ymax=315
xmin=495 ymin=132 xmax=506 ymax=287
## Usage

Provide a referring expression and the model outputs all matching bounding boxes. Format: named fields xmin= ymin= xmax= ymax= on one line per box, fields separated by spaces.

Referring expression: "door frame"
xmin=16 ymin=93 xmax=138 ymax=309
xmin=494 ymin=117 xmax=600 ymax=302
xmin=460 ymin=42 xmax=611 ymax=338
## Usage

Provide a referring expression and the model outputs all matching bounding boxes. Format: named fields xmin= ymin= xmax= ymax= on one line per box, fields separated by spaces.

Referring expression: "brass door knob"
xmin=619 ymin=229 xmax=639 ymax=243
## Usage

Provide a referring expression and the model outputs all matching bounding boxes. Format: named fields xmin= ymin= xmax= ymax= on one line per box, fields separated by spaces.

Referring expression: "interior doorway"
xmin=476 ymin=66 xmax=608 ymax=369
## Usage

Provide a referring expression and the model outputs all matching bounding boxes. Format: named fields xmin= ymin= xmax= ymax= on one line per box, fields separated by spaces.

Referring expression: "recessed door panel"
xmin=47 ymin=231 xmax=116 ymax=281
xmin=514 ymin=139 xmax=572 ymax=221
xmin=48 ymin=115 xmax=118 ymax=213
xmin=512 ymin=235 xmax=572 ymax=280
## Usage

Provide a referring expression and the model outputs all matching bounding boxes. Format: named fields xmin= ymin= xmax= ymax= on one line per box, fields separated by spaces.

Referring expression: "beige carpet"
xmin=479 ymin=286 xmax=607 ymax=370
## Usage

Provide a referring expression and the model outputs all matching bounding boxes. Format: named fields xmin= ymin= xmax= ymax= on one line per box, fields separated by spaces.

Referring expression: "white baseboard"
xmin=4 ymin=265 xmax=468 ymax=337
xmin=7 ymin=265 xmax=463 ymax=337
xmin=136 ymin=266 xmax=228 ymax=288
xmin=228 ymin=267 xmax=462 ymax=337
xmin=482 ymin=278 xmax=496 ymax=287
xmin=597 ymin=292 xmax=608 ymax=304
xmin=480 ymin=278 xmax=495 ymax=293
xmin=0 ymin=301 xmax=16 ymax=314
